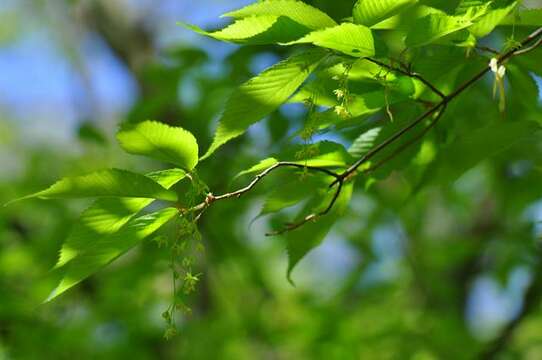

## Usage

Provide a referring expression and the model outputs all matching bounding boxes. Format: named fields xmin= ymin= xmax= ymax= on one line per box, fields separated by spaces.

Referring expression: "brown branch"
xmin=183 ymin=161 xmax=341 ymax=220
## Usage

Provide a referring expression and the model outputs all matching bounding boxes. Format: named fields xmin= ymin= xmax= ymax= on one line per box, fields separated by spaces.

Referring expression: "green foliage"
xmin=11 ymin=169 xmax=179 ymax=203
xmin=236 ymin=141 xmax=353 ymax=177
xmin=468 ymin=0 xmax=517 ymax=37
xmin=348 ymin=127 xmax=382 ymax=158
xmin=500 ymin=7 xmax=542 ymax=26
xmin=420 ymin=120 xmax=541 ymax=187
xmin=353 ymin=0 xmax=418 ymax=27
xmin=6 ymin=0 xmax=542 ymax=354
xmin=46 ymin=207 xmax=179 ymax=301
xmin=286 ymin=181 xmax=354 ymax=280
xmin=222 ymin=0 xmax=337 ymax=29
xmin=55 ymin=169 xmax=186 ymax=268
xmin=405 ymin=13 xmax=474 ymax=47
xmin=285 ymin=23 xmax=375 ymax=57
xmin=202 ymin=49 xmax=326 ymax=158
xmin=12 ymin=122 xmax=199 ymax=305
xmin=180 ymin=16 xmax=312 ymax=45
xmin=117 ymin=121 xmax=199 ymax=170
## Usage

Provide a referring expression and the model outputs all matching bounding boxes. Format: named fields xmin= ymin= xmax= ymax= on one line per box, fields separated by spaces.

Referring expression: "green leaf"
xmin=468 ymin=0 xmax=517 ymax=37
xmin=353 ymin=0 xmax=418 ymax=27
xmin=454 ymin=0 xmax=492 ymax=19
xmin=420 ymin=121 xmax=541 ymax=187
xmin=284 ymin=23 xmax=375 ymax=57
xmin=286 ymin=181 xmax=354 ymax=282
xmin=10 ymin=169 xmax=178 ymax=203
xmin=348 ymin=127 xmax=382 ymax=158
xmin=179 ymin=15 xmax=311 ymax=45
xmin=46 ymin=207 xmax=178 ymax=301
xmin=405 ymin=13 xmax=474 ymax=47
xmin=236 ymin=141 xmax=353 ymax=178
xmin=117 ymin=121 xmax=199 ymax=170
xmin=348 ymin=77 xmax=416 ymax=117
xmin=500 ymin=8 xmax=542 ymax=27
xmin=222 ymin=0 xmax=337 ymax=30
xmin=202 ymin=50 xmax=326 ymax=159
xmin=260 ymin=173 xmax=332 ymax=216
xmin=55 ymin=169 xmax=186 ymax=268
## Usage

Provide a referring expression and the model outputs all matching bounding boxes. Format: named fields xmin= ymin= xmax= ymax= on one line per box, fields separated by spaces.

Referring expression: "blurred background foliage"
xmin=1 ymin=0 xmax=542 ymax=359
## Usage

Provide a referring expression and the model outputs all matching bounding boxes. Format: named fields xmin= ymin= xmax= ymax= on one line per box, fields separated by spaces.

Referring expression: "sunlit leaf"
xmin=46 ymin=207 xmax=178 ymax=301
xmin=284 ymin=23 xmax=375 ymax=57
xmin=222 ymin=0 xmax=337 ymax=30
xmin=468 ymin=0 xmax=517 ymax=37
xmin=180 ymin=15 xmax=311 ymax=45
xmin=117 ymin=121 xmax=199 ymax=170
xmin=202 ymin=49 xmax=327 ymax=159
xmin=353 ymin=0 xmax=418 ymax=27
xmin=55 ymin=169 xmax=186 ymax=268
xmin=406 ymin=13 xmax=474 ymax=47
xmin=10 ymin=169 xmax=178 ymax=203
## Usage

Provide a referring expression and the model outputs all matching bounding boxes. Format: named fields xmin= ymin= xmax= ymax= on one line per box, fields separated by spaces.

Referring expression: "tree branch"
xmin=364 ymin=57 xmax=446 ymax=99
xmin=183 ymin=162 xmax=341 ymax=220
xmin=337 ymin=26 xmax=542 ymax=186
xmin=186 ymin=27 xmax=542 ymax=235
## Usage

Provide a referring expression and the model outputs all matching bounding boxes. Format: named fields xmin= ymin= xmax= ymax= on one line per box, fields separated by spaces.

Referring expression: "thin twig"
xmin=182 ymin=161 xmax=341 ymax=218
xmin=364 ymin=57 xmax=446 ymax=99
xmin=475 ymin=45 xmax=499 ymax=55
xmin=265 ymin=180 xmax=344 ymax=236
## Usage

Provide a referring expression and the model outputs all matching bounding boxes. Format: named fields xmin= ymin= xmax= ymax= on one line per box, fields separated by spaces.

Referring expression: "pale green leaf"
xmin=117 ymin=121 xmax=199 ymax=170
xmin=284 ymin=23 xmax=375 ymax=57
xmin=179 ymin=15 xmax=311 ymax=45
xmin=55 ymin=169 xmax=186 ymax=268
xmin=222 ymin=0 xmax=337 ymax=30
xmin=202 ymin=50 xmax=326 ymax=159
xmin=11 ymin=169 xmax=178 ymax=203
xmin=46 ymin=207 xmax=178 ymax=301
xmin=353 ymin=0 xmax=418 ymax=27
xmin=348 ymin=127 xmax=382 ymax=158
xmin=286 ymin=181 xmax=353 ymax=282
